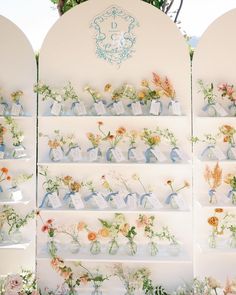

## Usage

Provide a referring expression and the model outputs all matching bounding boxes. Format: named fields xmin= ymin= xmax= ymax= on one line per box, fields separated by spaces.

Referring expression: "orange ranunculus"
xmin=215 ymin=208 xmax=223 ymax=213
xmin=99 ymin=228 xmax=109 ymax=238
xmin=1 ymin=167 xmax=8 ymax=174
xmin=108 ymin=134 xmax=114 ymax=140
xmin=88 ymin=231 xmax=97 ymax=241
xmin=104 ymin=84 xmax=112 ymax=92
xmin=77 ymin=222 xmax=86 ymax=231
xmin=208 ymin=216 xmax=219 ymax=227
xmin=97 ymin=121 xmax=103 ymax=126
xmin=138 ymin=91 xmax=146 ymax=99
xmin=166 ymin=180 xmax=172 ymax=185
xmin=47 ymin=219 xmax=53 ymax=224
xmin=224 ymin=136 xmax=230 ymax=143
xmin=116 ymin=127 xmax=126 ymax=135
xmin=6 ymin=176 xmax=11 ymax=181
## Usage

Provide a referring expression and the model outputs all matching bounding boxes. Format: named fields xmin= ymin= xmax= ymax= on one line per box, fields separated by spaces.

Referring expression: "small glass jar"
xmin=168 ymin=242 xmax=181 ymax=256
xmin=125 ymin=240 xmax=137 ymax=256
xmin=10 ymin=228 xmax=22 ymax=244
xmin=229 ymin=232 xmax=236 ymax=248
xmin=90 ymin=240 xmax=101 ymax=255
xmin=69 ymin=239 xmax=80 ymax=254
xmin=107 ymin=239 xmax=119 ymax=255
xmin=47 ymin=237 xmax=58 ymax=257
xmin=208 ymin=232 xmax=217 ymax=248
xmin=147 ymin=241 xmax=158 ymax=256
xmin=91 ymin=281 xmax=103 ymax=295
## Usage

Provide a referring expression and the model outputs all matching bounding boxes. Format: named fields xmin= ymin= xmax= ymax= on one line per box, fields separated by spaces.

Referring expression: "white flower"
xmin=207 ymin=276 xmax=221 ymax=289
xmin=5 ymin=274 xmax=23 ymax=294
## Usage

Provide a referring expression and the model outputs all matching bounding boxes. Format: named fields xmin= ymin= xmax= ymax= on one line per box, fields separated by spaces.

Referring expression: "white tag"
xmin=51 ymin=101 xmax=62 ymax=115
xmin=0 ymin=104 xmax=6 ymax=115
xmin=174 ymin=148 xmax=188 ymax=161
xmin=150 ymin=100 xmax=161 ymax=115
xmin=51 ymin=147 xmax=64 ymax=161
xmin=151 ymin=147 xmax=167 ymax=162
xmin=126 ymin=193 xmax=137 ymax=209
xmin=113 ymin=194 xmax=126 ymax=209
xmin=69 ymin=147 xmax=82 ymax=162
xmin=131 ymin=102 xmax=142 ymax=115
xmin=94 ymin=193 xmax=108 ymax=209
xmin=130 ymin=148 xmax=145 ymax=161
xmin=214 ymin=103 xmax=228 ymax=116
xmin=0 ymin=151 xmax=4 ymax=159
xmin=113 ymin=101 xmax=125 ymax=115
xmin=112 ymin=148 xmax=125 ymax=162
xmin=11 ymin=190 xmax=23 ymax=201
xmin=89 ymin=148 xmax=98 ymax=162
xmin=148 ymin=193 xmax=163 ymax=209
xmin=173 ymin=193 xmax=187 ymax=210
xmin=73 ymin=102 xmax=87 ymax=115
xmin=49 ymin=193 xmax=62 ymax=209
xmin=11 ymin=103 xmax=21 ymax=116
xmin=94 ymin=101 xmax=106 ymax=115
xmin=13 ymin=146 xmax=27 ymax=158
xmin=71 ymin=193 xmax=84 ymax=209
xmin=170 ymin=100 xmax=181 ymax=115
xmin=212 ymin=146 xmax=226 ymax=160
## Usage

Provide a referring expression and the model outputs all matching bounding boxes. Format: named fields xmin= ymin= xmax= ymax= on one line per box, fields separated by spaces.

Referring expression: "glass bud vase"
xmin=107 ymin=239 xmax=119 ymax=255
xmin=228 ymin=189 xmax=236 ymax=205
xmin=0 ymin=225 xmax=6 ymax=243
xmin=125 ymin=240 xmax=137 ymax=256
xmin=69 ymin=239 xmax=80 ymax=254
xmin=168 ymin=242 xmax=181 ymax=256
xmin=229 ymin=232 xmax=236 ymax=248
xmin=147 ymin=241 xmax=158 ymax=256
xmin=10 ymin=228 xmax=22 ymax=244
xmin=91 ymin=281 xmax=103 ymax=295
xmin=227 ymin=144 xmax=236 ymax=160
xmin=208 ymin=232 xmax=217 ymax=248
xmin=47 ymin=237 xmax=58 ymax=257
xmin=90 ymin=240 xmax=101 ymax=255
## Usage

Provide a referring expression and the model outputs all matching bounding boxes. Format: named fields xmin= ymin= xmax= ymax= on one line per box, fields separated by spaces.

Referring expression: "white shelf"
xmin=37 ymin=161 xmax=191 ymax=166
xmin=37 ymin=244 xmax=191 ymax=263
xmin=38 ymin=115 xmax=189 ymax=119
xmin=0 ymin=116 xmax=35 ymax=119
xmin=194 ymin=115 xmax=236 ymax=119
xmin=0 ymin=240 xmax=31 ymax=250
xmin=0 ymin=157 xmax=32 ymax=162
xmin=0 ymin=198 xmax=30 ymax=205
xmin=196 ymin=200 xmax=236 ymax=209
xmin=197 ymin=242 xmax=236 ymax=254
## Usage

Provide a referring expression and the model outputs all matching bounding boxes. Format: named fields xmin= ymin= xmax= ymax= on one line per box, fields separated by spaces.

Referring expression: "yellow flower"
xmin=138 ymin=91 xmax=146 ymax=99
xmin=141 ymin=80 xmax=149 ymax=87
xmin=99 ymin=228 xmax=110 ymax=237
xmin=132 ymin=173 xmax=139 ymax=181
xmin=184 ymin=181 xmax=190 ymax=188
xmin=104 ymin=84 xmax=112 ymax=92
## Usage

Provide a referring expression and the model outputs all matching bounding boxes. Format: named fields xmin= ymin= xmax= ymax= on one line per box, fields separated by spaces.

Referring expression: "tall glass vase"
xmin=90 ymin=240 xmax=101 ymax=255
xmin=91 ymin=281 xmax=103 ymax=295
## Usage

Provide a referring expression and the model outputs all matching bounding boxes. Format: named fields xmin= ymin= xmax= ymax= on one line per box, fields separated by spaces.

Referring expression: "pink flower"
xmin=4 ymin=274 xmax=23 ymax=294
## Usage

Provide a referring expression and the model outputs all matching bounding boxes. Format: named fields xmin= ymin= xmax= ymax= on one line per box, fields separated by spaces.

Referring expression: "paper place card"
xmin=214 ymin=103 xmax=228 ymax=116
xmin=51 ymin=101 xmax=62 ymax=116
xmin=113 ymin=194 xmax=126 ymax=209
xmin=0 ymin=151 xmax=4 ymax=159
xmin=131 ymin=102 xmax=142 ymax=115
xmin=0 ymin=104 xmax=6 ymax=115
xmin=11 ymin=103 xmax=21 ymax=116
xmin=51 ymin=147 xmax=64 ymax=161
xmin=113 ymin=101 xmax=125 ymax=115
xmin=11 ymin=190 xmax=23 ymax=201
xmin=150 ymin=100 xmax=161 ymax=115
xmin=170 ymin=100 xmax=181 ymax=115
xmin=112 ymin=148 xmax=125 ymax=162
xmin=49 ymin=193 xmax=62 ymax=209
xmin=148 ymin=193 xmax=163 ymax=209
xmin=173 ymin=193 xmax=187 ymax=210
xmin=212 ymin=146 xmax=226 ymax=161
xmin=71 ymin=193 xmax=84 ymax=209
xmin=94 ymin=101 xmax=106 ymax=115
xmin=151 ymin=147 xmax=167 ymax=162
xmin=74 ymin=102 xmax=87 ymax=115
xmin=126 ymin=193 xmax=137 ymax=209
xmin=94 ymin=193 xmax=109 ymax=209
xmin=69 ymin=147 xmax=82 ymax=162
xmin=131 ymin=148 xmax=145 ymax=161
xmin=89 ymin=148 xmax=98 ymax=162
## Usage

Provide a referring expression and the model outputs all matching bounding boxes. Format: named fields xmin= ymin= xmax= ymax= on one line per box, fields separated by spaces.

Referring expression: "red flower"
xmin=41 ymin=225 xmax=49 ymax=232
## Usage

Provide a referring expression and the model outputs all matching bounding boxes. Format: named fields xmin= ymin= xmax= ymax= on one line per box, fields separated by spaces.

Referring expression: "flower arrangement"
xmin=87 ymin=228 xmax=102 ymax=255
xmin=0 ymin=124 xmax=7 ymax=156
xmin=10 ymin=90 xmax=24 ymax=116
xmin=140 ymin=128 xmax=163 ymax=163
xmin=0 ymin=167 xmax=11 ymax=192
xmin=121 ymin=222 xmax=137 ymax=256
xmin=41 ymin=217 xmax=58 ymax=258
xmin=218 ymin=82 xmax=236 ymax=116
xmin=11 ymin=90 xmax=23 ymax=104
xmin=219 ymin=125 xmax=236 ymax=160
xmin=104 ymin=83 xmax=126 ymax=115
xmin=62 ymin=134 xmax=82 ymax=161
xmin=4 ymin=117 xmax=26 ymax=158
xmin=126 ymin=130 xmax=144 ymax=162
xmin=0 ymin=91 xmax=9 ymax=116
xmin=0 ymin=270 xmax=38 ymax=295
xmin=99 ymin=213 xmax=126 ymax=255
xmin=84 ymin=85 xmax=106 ymax=115
xmin=39 ymin=166 xmax=62 ymax=208
xmin=62 ymin=175 xmax=83 ymax=208
xmin=165 ymin=179 xmax=189 ymax=209
xmin=204 ymin=163 xmax=222 ymax=204
xmin=10 ymin=173 xmax=33 ymax=189
xmin=224 ymin=173 xmax=236 ymax=205
xmin=0 ymin=205 xmax=34 ymax=242
xmin=97 ymin=121 xmax=126 ymax=162
xmin=86 ymin=131 xmax=102 ymax=161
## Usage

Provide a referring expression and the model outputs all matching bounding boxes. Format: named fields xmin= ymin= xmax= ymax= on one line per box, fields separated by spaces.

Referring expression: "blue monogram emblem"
xmin=90 ymin=5 xmax=139 ymax=66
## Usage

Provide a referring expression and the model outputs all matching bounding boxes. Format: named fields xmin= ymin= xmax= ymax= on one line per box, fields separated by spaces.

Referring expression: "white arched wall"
xmin=193 ymin=10 xmax=236 ymax=280
xmin=38 ymin=0 xmax=192 ymax=292
xmin=0 ymin=16 xmax=36 ymax=274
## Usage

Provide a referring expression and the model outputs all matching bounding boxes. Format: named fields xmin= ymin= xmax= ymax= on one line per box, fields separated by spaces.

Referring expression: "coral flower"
xmin=47 ymin=219 xmax=53 ymax=224
xmin=88 ymin=231 xmax=97 ymax=241
xmin=97 ymin=121 xmax=103 ymax=126
xmin=116 ymin=127 xmax=126 ymax=135
xmin=215 ymin=208 xmax=223 ymax=213
xmin=99 ymin=228 xmax=110 ymax=237
xmin=6 ymin=176 xmax=11 ymax=181
xmin=1 ymin=167 xmax=8 ymax=174
xmin=41 ymin=225 xmax=49 ymax=232
xmin=208 ymin=216 xmax=219 ymax=227
xmin=77 ymin=222 xmax=86 ymax=231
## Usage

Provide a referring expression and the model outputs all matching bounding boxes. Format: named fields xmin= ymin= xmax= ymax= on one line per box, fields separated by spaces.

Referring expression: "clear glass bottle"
xmin=90 ymin=240 xmax=101 ymax=255
xmin=125 ymin=240 xmax=137 ymax=256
